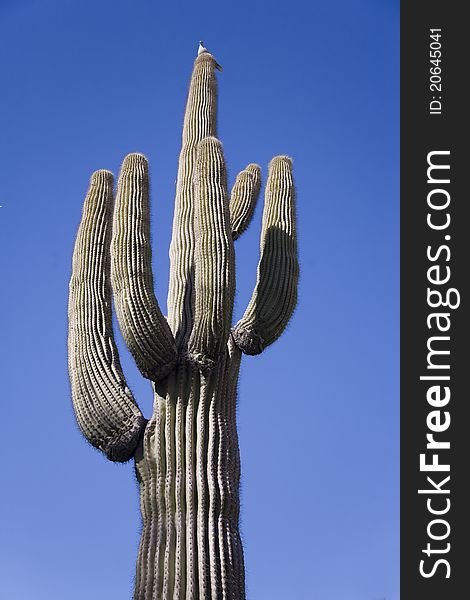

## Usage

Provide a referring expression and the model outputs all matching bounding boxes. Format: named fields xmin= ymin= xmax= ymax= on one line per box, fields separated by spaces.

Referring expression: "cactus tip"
xmin=90 ymin=169 xmax=113 ymax=186
xmin=123 ymin=152 xmax=148 ymax=166
xmin=197 ymin=41 xmax=223 ymax=71
xmin=269 ymin=155 xmax=293 ymax=169
xmin=246 ymin=163 xmax=261 ymax=174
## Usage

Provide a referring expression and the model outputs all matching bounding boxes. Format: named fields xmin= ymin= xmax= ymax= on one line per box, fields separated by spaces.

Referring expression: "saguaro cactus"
xmin=68 ymin=45 xmax=298 ymax=600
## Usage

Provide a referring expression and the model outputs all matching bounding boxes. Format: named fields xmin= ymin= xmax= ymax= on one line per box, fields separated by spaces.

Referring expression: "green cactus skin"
xmin=68 ymin=46 xmax=298 ymax=600
xmin=168 ymin=51 xmax=219 ymax=352
xmin=232 ymin=156 xmax=298 ymax=355
xmin=112 ymin=153 xmax=177 ymax=380
xmin=188 ymin=136 xmax=235 ymax=373
xmin=68 ymin=170 xmax=146 ymax=462
xmin=229 ymin=164 xmax=261 ymax=241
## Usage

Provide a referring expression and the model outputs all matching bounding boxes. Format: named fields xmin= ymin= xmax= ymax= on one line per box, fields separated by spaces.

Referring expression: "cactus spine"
xmin=68 ymin=46 xmax=298 ymax=600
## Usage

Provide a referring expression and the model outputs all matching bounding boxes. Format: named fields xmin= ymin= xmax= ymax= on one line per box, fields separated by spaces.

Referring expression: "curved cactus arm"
xmin=229 ymin=163 xmax=261 ymax=240
xmin=68 ymin=170 xmax=146 ymax=462
xmin=188 ymin=137 xmax=235 ymax=373
xmin=111 ymin=153 xmax=177 ymax=381
xmin=232 ymin=156 xmax=299 ymax=355
xmin=167 ymin=50 xmax=220 ymax=352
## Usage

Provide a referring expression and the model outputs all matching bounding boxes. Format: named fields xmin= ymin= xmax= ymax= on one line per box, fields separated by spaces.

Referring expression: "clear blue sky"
xmin=0 ymin=1 xmax=399 ymax=599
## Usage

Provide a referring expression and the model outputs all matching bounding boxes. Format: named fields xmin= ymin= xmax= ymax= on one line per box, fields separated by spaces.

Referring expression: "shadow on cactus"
xmin=68 ymin=43 xmax=299 ymax=600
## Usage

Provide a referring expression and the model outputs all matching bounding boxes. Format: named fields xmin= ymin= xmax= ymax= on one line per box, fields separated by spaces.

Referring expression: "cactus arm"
xmin=167 ymin=51 xmax=219 ymax=352
xmin=229 ymin=163 xmax=261 ymax=240
xmin=68 ymin=170 xmax=146 ymax=462
xmin=188 ymin=137 xmax=235 ymax=373
xmin=232 ymin=156 xmax=299 ymax=355
xmin=111 ymin=153 xmax=177 ymax=381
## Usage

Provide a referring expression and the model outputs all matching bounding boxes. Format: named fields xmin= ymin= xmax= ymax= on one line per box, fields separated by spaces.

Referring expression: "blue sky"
xmin=0 ymin=1 xmax=399 ymax=599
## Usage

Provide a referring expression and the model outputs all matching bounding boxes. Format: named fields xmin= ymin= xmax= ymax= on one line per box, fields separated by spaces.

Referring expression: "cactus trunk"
xmin=134 ymin=339 xmax=243 ymax=600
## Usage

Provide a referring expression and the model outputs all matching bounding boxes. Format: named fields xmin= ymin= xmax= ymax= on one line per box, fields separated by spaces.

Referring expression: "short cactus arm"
xmin=232 ymin=156 xmax=299 ymax=355
xmin=167 ymin=51 xmax=220 ymax=350
xmin=111 ymin=153 xmax=177 ymax=381
xmin=230 ymin=163 xmax=261 ymax=240
xmin=188 ymin=137 xmax=235 ymax=372
xmin=68 ymin=171 xmax=146 ymax=462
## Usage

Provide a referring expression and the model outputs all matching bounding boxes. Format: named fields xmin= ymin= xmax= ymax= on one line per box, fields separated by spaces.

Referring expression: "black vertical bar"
xmin=401 ymin=3 xmax=468 ymax=599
